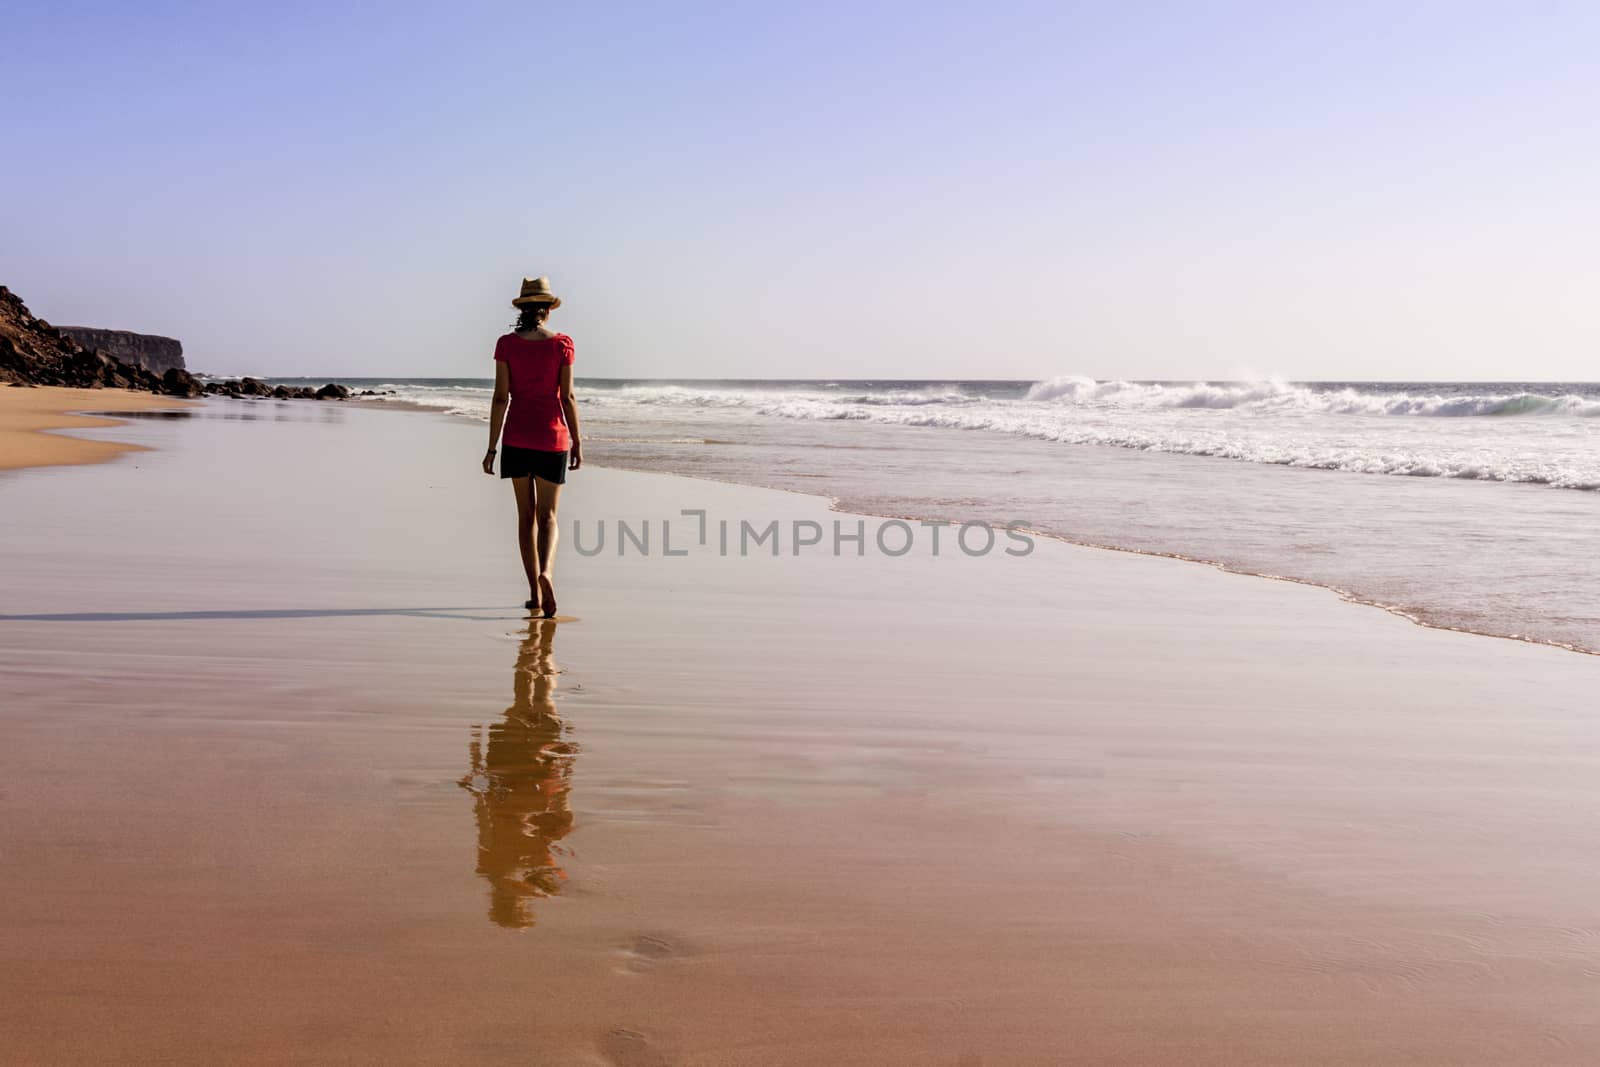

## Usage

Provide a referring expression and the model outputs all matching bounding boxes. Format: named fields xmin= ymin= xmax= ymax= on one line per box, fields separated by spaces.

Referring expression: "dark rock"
xmin=1 ymin=285 xmax=169 ymax=393
xmin=161 ymin=367 xmax=204 ymax=398
xmin=3 ymin=288 xmax=359 ymax=403
xmin=198 ymin=377 xmax=266 ymax=399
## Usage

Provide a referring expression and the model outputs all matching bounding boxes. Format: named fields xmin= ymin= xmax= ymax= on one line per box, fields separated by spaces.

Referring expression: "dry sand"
xmin=0 ymin=384 xmax=192 ymax=470
xmin=2 ymin=401 xmax=1598 ymax=1064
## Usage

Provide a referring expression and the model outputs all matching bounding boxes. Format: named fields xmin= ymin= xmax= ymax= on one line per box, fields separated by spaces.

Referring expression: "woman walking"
xmin=483 ymin=277 xmax=582 ymax=616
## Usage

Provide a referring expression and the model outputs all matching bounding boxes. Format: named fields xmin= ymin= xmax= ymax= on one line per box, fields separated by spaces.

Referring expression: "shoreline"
xmin=570 ymin=458 xmax=1600 ymax=660
xmin=366 ymin=391 xmax=1600 ymax=659
xmin=0 ymin=384 xmax=193 ymax=472
xmin=16 ymin=385 xmax=1595 ymax=659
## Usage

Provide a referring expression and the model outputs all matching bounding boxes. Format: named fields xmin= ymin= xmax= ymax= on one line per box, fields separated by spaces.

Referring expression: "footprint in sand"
xmin=615 ymin=933 xmax=680 ymax=974
xmin=599 ymin=1027 xmax=671 ymax=1067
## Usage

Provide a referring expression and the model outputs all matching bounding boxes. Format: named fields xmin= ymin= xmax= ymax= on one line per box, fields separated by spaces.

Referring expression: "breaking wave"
xmin=1023 ymin=377 xmax=1600 ymax=417
xmin=347 ymin=376 xmax=1600 ymax=492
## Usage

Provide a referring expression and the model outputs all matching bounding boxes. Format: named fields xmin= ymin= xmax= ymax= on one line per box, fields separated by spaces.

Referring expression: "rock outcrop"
xmin=57 ymin=327 xmax=185 ymax=374
xmin=2 ymin=283 xmax=354 ymax=403
xmin=162 ymin=367 xmax=204 ymax=398
xmin=1 ymin=285 xmax=167 ymax=391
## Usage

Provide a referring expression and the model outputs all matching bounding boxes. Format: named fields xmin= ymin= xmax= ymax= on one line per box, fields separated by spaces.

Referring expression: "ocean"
xmin=261 ymin=376 xmax=1600 ymax=655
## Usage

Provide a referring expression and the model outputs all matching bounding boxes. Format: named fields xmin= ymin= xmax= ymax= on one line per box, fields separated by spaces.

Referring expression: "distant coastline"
xmin=2 ymin=283 xmax=364 ymax=403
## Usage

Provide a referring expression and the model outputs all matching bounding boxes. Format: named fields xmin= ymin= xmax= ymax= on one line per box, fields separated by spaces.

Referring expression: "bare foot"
xmin=537 ymin=574 xmax=557 ymax=618
xmin=524 ymin=588 xmax=540 ymax=613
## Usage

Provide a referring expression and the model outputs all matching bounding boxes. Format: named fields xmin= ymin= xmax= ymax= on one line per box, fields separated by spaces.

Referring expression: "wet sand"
xmin=0 ymin=384 xmax=192 ymax=470
xmin=2 ymin=401 xmax=1599 ymax=1064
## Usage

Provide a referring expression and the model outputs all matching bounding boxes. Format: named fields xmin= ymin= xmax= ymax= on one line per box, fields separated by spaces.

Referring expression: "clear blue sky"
xmin=4 ymin=1 xmax=1597 ymax=380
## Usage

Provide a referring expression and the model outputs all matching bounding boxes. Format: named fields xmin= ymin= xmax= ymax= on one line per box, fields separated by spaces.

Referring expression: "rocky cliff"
xmin=0 ymin=284 xmax=168 ymax=390
xmin=2 ymin=283 xmax=353 ymax=401
xmin=58 ymin=327 xmax=185 ymax=374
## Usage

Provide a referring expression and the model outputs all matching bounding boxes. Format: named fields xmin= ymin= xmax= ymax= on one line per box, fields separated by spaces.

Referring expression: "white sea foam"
xmin=360 ymin=377 xmax=1600 ymax=492
xmin=1024 ymin=376 xmax=1600 ymax=417
xmin=342 ymin=373 xmax=1600 ymax=651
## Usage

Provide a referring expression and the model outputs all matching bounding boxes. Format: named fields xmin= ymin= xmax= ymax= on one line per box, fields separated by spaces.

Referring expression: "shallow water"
xmin=321 ymin=376 xmax=1600 ymax=654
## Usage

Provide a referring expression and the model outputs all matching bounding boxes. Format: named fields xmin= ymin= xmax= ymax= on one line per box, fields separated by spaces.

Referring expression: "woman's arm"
xmin=559 ymin=363 xmax=582 ymax=470
xmin=484 ymin=361 xmax=510 ymax=474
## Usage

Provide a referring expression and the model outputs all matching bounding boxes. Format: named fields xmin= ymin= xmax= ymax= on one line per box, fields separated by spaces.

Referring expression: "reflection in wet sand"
xmin=458 ymin=620 xmax=577 ymax=929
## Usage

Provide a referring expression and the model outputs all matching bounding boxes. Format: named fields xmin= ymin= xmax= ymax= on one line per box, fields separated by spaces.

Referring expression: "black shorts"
xmin=500 ymin=445 xmax=569 ymax=483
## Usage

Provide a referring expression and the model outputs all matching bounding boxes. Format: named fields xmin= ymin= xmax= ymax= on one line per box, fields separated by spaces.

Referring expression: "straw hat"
xmin=511 ymin=276 xmax=562 ymax=309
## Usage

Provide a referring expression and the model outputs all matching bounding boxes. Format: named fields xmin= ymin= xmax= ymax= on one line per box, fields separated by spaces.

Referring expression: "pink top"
xmin=494 ymin=333 xmax=575 ymax=451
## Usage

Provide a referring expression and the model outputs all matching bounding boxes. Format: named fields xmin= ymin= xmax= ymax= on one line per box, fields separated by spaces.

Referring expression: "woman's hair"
xmin=513 ymin=304 xmax=552 ymax=333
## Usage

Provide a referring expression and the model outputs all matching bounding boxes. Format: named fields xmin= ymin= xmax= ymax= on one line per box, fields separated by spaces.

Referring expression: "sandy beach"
xmin=0 ymin=385 xmax=192 ymax=470
xmin=3 ymin=400 xmax=1599 ymax=1064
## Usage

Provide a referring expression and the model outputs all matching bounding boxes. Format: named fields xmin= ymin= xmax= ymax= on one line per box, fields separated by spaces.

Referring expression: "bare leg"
xmin=511 ymin=476 xmax=539 ymax=607
xmin=533 ymin=476 xmax=563 ymax=617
